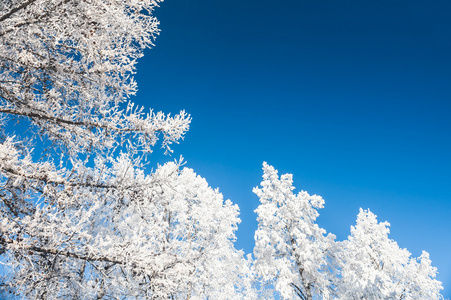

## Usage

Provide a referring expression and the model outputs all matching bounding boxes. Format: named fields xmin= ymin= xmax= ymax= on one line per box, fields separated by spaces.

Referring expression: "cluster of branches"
xmin=0 ymin=0 xmax=444 ymax=299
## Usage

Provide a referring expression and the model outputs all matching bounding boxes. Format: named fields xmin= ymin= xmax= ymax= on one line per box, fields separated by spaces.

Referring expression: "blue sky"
xmin=135 ymin=0 xmax=451 ymax=296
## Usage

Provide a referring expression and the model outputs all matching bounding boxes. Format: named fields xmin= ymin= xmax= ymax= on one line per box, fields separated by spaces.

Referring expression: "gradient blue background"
xmin=135 ymin=0 xmax=451 ymax=297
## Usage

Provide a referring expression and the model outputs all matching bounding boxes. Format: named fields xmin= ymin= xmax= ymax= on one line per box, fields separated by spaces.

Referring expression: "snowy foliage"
xmin=0 ymin=1 xmax=253 ymax=299
xmin=0 ymin=0 xmax=190 ymax=155
xmin=1 ymin=158 xmax=254 ymax=298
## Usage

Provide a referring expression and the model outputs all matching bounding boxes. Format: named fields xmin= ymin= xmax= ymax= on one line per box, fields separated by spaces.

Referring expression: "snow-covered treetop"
xmin=253 ymin=162 xmax=336 ymax=300
xmin=336 ymin=208 xmax=444 ymax=300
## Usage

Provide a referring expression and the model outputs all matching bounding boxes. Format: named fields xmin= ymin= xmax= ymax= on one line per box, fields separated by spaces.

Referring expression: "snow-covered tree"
xmin=253 ymin=162 xmax=336 ymax=300
xmin=1 ymin=158 xmax=254 ymax=299
xmin=0 ymin=1 xmax=254 ymax=298
xmin=335 ymin=209 xmax=443 ymax=300
xmin=253 ymin=163 xmax=443 ymax=300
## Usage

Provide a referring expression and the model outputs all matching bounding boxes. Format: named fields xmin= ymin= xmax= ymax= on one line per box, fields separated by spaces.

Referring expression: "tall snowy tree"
xmin=253 ymin=162 xmax=336 ymax=300
xmin=0 ymin=0 xmax=254 ymax=298
xmin=335 ymin=209 xmax=443 ymax=300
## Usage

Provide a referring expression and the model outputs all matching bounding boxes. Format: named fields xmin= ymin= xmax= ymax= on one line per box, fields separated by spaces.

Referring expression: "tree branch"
xmin=0 ymin=106 xmax=163 ymax=134
xmin=0 ymin=0 xmax=39 ymax=23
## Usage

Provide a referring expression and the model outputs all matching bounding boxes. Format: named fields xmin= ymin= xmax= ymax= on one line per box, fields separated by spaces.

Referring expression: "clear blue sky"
xmin=135 ymin=0 xmax=451 ymax=296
